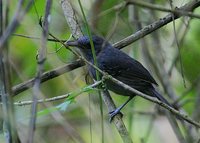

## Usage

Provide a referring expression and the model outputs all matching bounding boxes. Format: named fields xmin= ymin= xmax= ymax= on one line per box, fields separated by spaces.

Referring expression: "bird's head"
xmin=67 ymin=35 xmax=109 ymax=60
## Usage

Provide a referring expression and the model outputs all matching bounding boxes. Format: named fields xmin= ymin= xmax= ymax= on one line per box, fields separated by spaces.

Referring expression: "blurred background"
xmin=0 ymin=0 xmax=200 ymax=143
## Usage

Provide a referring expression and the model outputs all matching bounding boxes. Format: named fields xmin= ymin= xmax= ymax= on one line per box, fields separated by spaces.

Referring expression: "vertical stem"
xmin=0 ymin=0 xmax=20 ymax=142
xmin=28 ymin=0 xmax=52 ymax=143
xmin=77 ymin=1 xmax=104 ymax=142
xmin=0 ymin=0 xmax=3 ymax=132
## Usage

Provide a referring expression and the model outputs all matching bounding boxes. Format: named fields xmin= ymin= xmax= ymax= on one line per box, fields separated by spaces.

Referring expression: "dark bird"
xmin=67 ymin=35 xmax=171 ymax=120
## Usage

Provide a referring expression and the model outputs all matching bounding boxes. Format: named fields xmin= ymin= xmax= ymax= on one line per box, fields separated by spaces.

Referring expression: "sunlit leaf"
xmin=37 ymin=100 xmax=73 ymax=116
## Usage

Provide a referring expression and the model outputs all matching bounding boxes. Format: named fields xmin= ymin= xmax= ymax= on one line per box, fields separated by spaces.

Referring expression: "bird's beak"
xmin=67 ymin=40 xmax=79 ymax=47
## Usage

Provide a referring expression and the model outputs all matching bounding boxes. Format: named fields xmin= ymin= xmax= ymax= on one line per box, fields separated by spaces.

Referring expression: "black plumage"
xmin=67 ymin=35 xmax=171 ymax=120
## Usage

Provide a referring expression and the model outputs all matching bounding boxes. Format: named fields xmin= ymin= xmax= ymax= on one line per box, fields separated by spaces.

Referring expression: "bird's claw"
xmin=109 ymin=109 xmax=123 ymax=122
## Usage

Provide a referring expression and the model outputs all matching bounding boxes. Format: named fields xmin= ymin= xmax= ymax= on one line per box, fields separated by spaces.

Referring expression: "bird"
xmin=67 ymin=35 xmax=171 ymax=121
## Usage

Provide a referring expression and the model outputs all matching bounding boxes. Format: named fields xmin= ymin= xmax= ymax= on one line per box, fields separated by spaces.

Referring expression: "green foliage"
xmin=181 ymin=18 xmax=200 ymax=82
xmin=37 ymin=83 xmax=98 ymax=117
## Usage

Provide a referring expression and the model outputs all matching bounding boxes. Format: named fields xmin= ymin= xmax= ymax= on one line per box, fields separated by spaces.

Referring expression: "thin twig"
xmin=12 ymin=81 xmax=101 ymax=106
xmin=170 ymin=2 xmax=186 ymax=88
xmin=126 ymin=0 xmax=200 ymax=19
xmin=90 ymin=0 xmax=104 ymax=29
xmin=113 ymin=0 xmax=200 ymax=49
xmin=0 ymin=0 xmax=20 ymax=142
xmin=0 ymin=0 xmax=34 ymax=52
xmin=28 ymin=1 xmax=52 ymax=143
xmin=174 ymin=75 xmax=200 ymax=105
xmin=168 ymin=18 xmax=191 ymax=76
xmin=12 ymin=33 xmax=66 ymax=42
xmin=192 ymin=82 xmax=200 ymax=121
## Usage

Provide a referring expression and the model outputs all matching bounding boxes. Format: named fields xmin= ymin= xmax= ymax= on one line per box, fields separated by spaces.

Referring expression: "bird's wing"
xmin=98 ymin=47 xmax=158 ymax=86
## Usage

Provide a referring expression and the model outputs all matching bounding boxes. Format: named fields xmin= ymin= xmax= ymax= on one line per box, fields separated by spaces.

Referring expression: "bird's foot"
xmin=109 ymin=109 xmax=123 ymax=122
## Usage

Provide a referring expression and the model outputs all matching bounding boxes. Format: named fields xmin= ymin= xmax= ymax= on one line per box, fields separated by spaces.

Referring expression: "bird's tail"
xmin=150 ymin=89 xmax=172 ymax=107
xmin=150 ymin=89 xmax=182 ymax=120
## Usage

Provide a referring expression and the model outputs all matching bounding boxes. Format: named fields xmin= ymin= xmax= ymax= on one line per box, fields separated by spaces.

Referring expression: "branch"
xmin=126 ymin=0 xmax=200 ymax=19
xmin=103 ymin=75 xmax=200 ymax=128
xmin=61 ymin=0 xmax=83 ymax=39
xmin=11 ymin=81 xmax=101 ymax=106
xmin=12 ymin=59 xmax=84 ymax=95
xmin=113 ymin=0 xmax=200 ymax=49
xmin=101 ymin=90 xmax=133 ymax=143
xmin=12 ymin=33 xmax=66 ymax=42
xmin=28 ymin=1 xmax=52 ymax=142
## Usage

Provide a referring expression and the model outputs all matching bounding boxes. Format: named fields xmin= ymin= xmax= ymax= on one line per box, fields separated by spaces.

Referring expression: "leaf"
xmin=37 ymin=106 xmax=58 ymax=116
xmin=56 ymin=100 xmax=72 ymax=112
xmin=37 ymin=82 xmax=100 ymax=117
xmin=37 ymin=100 xmax=73 ymax=116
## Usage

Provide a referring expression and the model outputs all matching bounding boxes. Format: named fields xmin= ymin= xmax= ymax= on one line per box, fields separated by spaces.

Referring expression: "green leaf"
xmin=37 ymin=82 xmax=100 ymax=117
xmin=37 ymin=106 xmax=58 ymax=116
xmin=56 ymin=100 xmax=72 ymax=111
xmin=37 ymin=100 xmax=73 ymax=116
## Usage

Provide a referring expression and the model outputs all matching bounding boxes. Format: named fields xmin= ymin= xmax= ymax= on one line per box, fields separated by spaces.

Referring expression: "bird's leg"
xmin=109 ymin=96 xmax=133 ymax=122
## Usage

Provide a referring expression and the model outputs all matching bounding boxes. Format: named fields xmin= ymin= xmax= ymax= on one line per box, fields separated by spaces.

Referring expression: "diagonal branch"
xmin=114 ymin=0 xmax=200 ymax=49
xmin=12 ymin=59 xmax=84 ymax=95
xmin=126 ymin=0 xmax=200 ymax=19
xmin=12 ymin=80 xmax=102 ymax=106
xmin=102 ymin=75 xmax=200 ymax=128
